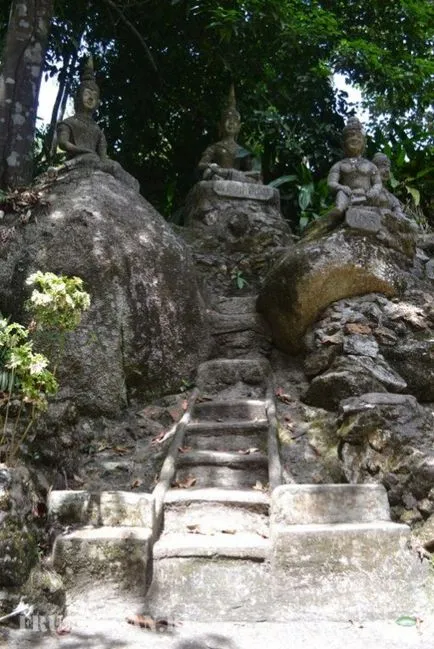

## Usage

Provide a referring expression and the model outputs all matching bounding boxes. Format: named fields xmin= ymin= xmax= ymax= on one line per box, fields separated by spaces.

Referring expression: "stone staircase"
xmin=47 ymin=294 xmax=432 ymax=621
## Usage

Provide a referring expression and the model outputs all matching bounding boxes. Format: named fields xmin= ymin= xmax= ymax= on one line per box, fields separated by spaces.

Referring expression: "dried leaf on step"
xmin=238 ymin=448 xmax=260 ymax=455
xmin=126 ymin=615 xmax=157 ymax=630
xmin=196 ymin=395 xmax=213 ymax=402
xmin=73 ymin=474 xmax=85 ymax=485
xmin=186 ymin=524 xmax=205 ymax=534
xmin=320 ymin=332 xmax=343 ymax=344
xmin=130 ymin=478 xmax=143 ymax=489
xmin=178 ymin=446 xmax=192 ymax=454
xmin=275 ymin=387 xmax=292 ymax=404
xmin=173 ymin=475 xmax=196 ymax=489
xmin=112 ymin=446 xmax=130 ymax=455
xmin=252 ymin=481 xmax=265 ymax=491
xmin=55 ymin=621 xmax=71 ymax=636
xmin=221 ymin=529 xmax=236 ymax=534
xmin=345 ymin=323 xmax=372 ymax=335
xmin=255 ymin=530 xmax=269 ymax=539
xmin=96 ymin=441 xmax=110 ymax=452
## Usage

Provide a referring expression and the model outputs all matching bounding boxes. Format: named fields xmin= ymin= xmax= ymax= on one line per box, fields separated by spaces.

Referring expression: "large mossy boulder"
xmin=257 ymin=229 xmax=409 ymax=353
xmin=0 ymin=167 xmax=210 ymax=416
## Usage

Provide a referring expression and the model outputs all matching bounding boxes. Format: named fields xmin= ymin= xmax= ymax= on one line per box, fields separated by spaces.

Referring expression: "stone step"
xmin=196 ymin=358 xmax=270 ymax=395
xmin=269 ymin=521 xmax=430 ymax=621
xmin=52 ymin=526 xmax=152 ymax=588
xmin=175 ymin=449 xmax=269 ymax=489
xmin=271 ymin=484 xmax=391 ymax=527
xmin=192 ymin=399 xmax=267 ymax=421
xmin=212 ymin=296 xmax=258 ymax=315
xmin=209 ymin=312 xmax=269 ymax=336
xmin=211 ymin=330 xmax=272 ymax=360
xmin=184 ymin=419 xmax=268 ymax=452
xmin=147 ymin=532 xmax=271 ymax=622
xmin=163 ymin=488 xmax=269 ymax=535
xmin=48 ymin=490 xmax=154 ymax=528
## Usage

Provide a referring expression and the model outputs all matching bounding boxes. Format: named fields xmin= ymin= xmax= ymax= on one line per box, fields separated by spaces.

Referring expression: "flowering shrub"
xmin=0 ymin=272 xmax=90 ymax=464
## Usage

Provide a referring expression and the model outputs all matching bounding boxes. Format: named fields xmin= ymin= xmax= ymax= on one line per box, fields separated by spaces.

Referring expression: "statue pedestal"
xmin=344 ymin=205 xmax=416 ymax=258
xmin=180 ymin=180 xmax=292 ymax=299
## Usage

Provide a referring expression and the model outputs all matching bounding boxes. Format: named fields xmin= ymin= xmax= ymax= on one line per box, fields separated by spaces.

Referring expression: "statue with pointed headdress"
xmin=198 ymin=85 xmax=261 ymax=184
xmin=56 ymin=58 xmax=139 ymax=191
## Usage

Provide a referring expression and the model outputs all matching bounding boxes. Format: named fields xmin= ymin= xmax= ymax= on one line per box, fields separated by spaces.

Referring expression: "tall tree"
xmin=0 ymin=0 xmax=53 ymax=189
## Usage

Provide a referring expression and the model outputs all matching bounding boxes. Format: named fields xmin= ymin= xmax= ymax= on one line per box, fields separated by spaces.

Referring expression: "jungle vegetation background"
xmin=0 ymin=0 xmax=433 ymax=229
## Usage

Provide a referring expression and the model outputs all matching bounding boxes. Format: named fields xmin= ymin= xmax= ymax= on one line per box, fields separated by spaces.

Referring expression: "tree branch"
xmin=100 ymin=0 xmax=158 ymax=74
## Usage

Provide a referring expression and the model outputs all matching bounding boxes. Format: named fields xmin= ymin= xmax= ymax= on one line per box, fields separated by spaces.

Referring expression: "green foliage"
xmin=0 ymin=271 xmax=90 ymax=465
xmin=269 ymin=164 xmax=332 ymax=232
xmin=39 ymin=0 xmax=433 ymax=216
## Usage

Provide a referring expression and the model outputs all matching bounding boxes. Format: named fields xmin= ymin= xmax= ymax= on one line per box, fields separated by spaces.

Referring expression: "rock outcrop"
xmin=0 ymin=166 xmax=210 ymax=418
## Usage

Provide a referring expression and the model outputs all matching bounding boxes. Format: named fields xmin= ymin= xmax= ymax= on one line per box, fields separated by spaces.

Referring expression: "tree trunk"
xmin=0 ymin=0 xmax=54 ymax=189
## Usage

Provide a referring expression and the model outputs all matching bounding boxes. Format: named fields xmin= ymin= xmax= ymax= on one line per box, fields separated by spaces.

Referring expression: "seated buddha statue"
xmin=56 ymin=58 xmax=139 ymax=191
xmin=327 ymin=117 xmax=382 ymax=218
xmin=198 ymin=85 xmax=261 ymax=184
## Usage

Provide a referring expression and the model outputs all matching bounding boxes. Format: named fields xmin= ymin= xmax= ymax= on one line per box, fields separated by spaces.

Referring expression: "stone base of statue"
xmin=179 ymin=180 xmax=292 ymax=300
xmin=56 ymin=153 xmax=140 ymax=193
xmin=344 ymin=205 xmax=417 ymax=258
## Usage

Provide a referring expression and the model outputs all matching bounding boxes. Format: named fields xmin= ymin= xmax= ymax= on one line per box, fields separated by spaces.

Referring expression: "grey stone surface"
xmin=257 ymin=229 xmax=404 ymax=353
xmin=338 ymin=392 xmax=434 ymax=521
xmin=343 ymin=333 xmax=379 ymax=357
xmin=175 ymin=464 xmax=268 ymax=490
xmin=185 ymin=420 xmax=267 ymax=453
xmin=48 ymin=490 xmax=155 ymax=528
xmin=213 ymin=180 xmax=277 ymax=202
xmin=163 ymin=492 xmax=269 ymax=536
xmin=52 ymin=527 xmax=152 ymax=587
xmin=270 ymin=484 xmax=391 ymax=527
xmin=0 ymin=167 xmax=210 ymax=421
xmin=192 ymin=399 xmax=267 ymax=421
xmin=345 ymin=207 xmax=382 ymax=232
xmin=196 ymin=359 xmax=270 ymax=395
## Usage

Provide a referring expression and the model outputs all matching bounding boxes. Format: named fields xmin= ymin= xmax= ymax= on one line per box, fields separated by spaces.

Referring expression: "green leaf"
xmin=299 ymin=215 xmax=309 ymax=230
xmin=405 ymin=185 xmax=420 ymax=206
xmin=395 ymin=616 xmax=417 ymax=627
xmin=298 ymin=184 xmax=314 ymax=211
xmin=268 ymin=175 xmax=297 ymax=188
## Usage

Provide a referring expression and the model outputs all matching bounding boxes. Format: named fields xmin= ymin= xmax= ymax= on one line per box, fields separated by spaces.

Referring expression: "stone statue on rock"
xmin=371 ymin=152 xmax=413 ymax=222
xmin=327 ymin=117 xmax=382 ymax=219
xmin=198 ymin=85 xmax=261 ymax=184
xmin=56 ymin=57 xmax=139 ymax=192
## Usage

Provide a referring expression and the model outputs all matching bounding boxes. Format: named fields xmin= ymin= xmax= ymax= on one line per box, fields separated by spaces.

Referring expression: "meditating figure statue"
xmin=56 ymin=58 xmax=139 ymax=191
xmin=371 ymin=152 xmax=409 ymax=220
xmin=327 ymin=117 xmax=381 ymax=218
xmin=198 ymin=85 xmax=260 ymax=184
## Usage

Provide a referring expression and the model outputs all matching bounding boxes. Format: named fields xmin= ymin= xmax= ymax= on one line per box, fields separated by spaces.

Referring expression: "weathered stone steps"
xmin=192 ymin=398 xmax=267 ymax=421
xmin=184 ymin=419 xmax=268 ymax=452
xmin=52 ymin=526 xmax=152 ymax=588
xmin=175 ymin=449 xmax=269 ymax=489
xmin=48 ymin=490 xmax=155 ymax=528
xmin=163 ymin=487 xmax=269 ymax=536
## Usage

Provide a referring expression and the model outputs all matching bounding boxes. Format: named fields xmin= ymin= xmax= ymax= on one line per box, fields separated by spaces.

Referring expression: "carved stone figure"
xmin=56 ymin=58 xmax=139 ymax=191
xmin=327 ymin=118 xmax=381 ymax=217
xmin=371 ymin=152 xmax=407 ymax=219
xmin=198 ymin=85 xmax=260 ymax=184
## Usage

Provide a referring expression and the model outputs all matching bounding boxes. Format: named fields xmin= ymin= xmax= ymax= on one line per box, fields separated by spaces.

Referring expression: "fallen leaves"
xmin=275 ymin=387 xmax=292 ymax=404
xmin=126 ymin=615 xmax=177 ymax=632
xmin=238 ymin=447 xmax=260 ymax=455
xmin=130 ymin=478 xmax=143 ymax=489
xmin=172 ymin=475 xmax=196 ymax=489
xmin=252 ymin=481 xmax=268 ymax=492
